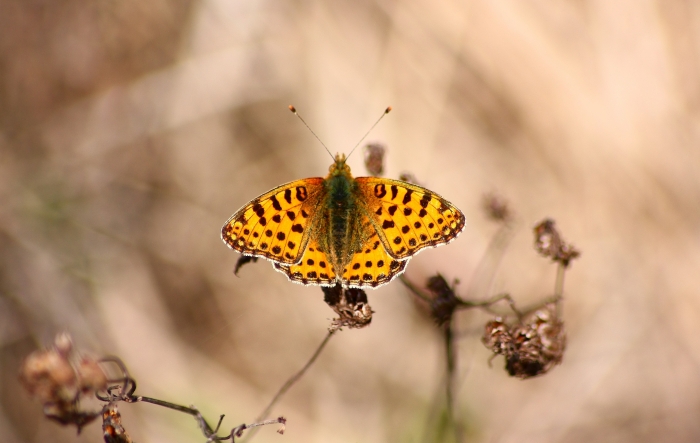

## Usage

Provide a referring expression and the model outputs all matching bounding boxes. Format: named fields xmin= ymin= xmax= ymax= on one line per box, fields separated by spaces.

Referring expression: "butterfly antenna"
xmin=347 ymin=106 xmax=392 ymax=160
xmin=289 ymin=105 xmax=334 ymax=160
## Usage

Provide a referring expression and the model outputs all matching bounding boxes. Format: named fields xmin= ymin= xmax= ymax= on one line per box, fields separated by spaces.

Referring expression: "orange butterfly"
xmin=222 ymin=154 xmax=464 ymax=288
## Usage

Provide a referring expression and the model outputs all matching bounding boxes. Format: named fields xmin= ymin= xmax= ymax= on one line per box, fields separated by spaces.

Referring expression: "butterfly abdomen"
xmin=325 ymin=174 xmax=351 ymax=229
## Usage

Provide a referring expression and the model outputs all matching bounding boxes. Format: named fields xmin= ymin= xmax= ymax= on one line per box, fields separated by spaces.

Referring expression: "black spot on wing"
xmin=420 ymin=193 xmax=431 ymax=208
xmin=402 ymin=189 xmax=413 ymax=204
xmin=296 ymin=186 xmax=308 ymax=201
xmin=270 ymin=195 xmax=282 ymax=211
xmin=390 ymin=185 xmax=398 ymax=200
xmin=374 ymin=184 xmax=386 ymax=198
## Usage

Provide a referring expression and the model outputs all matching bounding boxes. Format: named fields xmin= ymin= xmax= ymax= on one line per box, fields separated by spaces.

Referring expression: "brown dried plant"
xmin=19 ymin=333 xmax=286 ymax=442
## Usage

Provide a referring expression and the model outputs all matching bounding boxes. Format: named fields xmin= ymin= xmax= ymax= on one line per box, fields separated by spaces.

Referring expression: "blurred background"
xmin=2 ymin=0 xmax=700 ymax=442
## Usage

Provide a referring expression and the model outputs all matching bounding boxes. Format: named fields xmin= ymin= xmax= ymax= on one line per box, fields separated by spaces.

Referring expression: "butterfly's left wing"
xmin=355 ymin=177 xmax=465 ymax=260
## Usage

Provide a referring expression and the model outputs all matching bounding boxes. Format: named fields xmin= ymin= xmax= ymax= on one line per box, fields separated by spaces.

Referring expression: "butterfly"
xmin=221 ymin=152 xmax=465 ymax=289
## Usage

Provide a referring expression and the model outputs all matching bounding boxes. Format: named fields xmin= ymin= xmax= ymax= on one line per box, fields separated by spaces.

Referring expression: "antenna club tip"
xmin=288 ymin=105 xmax=297 ymax=113
xmin=385 ymin=106 xmax=392 ymax=114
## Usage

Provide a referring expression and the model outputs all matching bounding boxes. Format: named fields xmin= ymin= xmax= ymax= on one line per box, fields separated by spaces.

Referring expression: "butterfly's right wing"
xmin=221 ymin=178 xmax=324 ymax=265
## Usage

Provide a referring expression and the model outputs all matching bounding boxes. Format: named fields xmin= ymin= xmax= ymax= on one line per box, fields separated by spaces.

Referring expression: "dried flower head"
xmin=482 ymin=192 xmax=512 ymax=222
xmin=533 ymin=218 xmax=580 ymax=267
xmin=482 ymin=304 xmax=566 ymax=379
xmin=323 ymin=285 xmax=373 ymax=331
xmin=425 ymin=274 xmax=460 ymax=326
xmin=19 ymin=333 xmax=108 ymax=431
xmin=363 ymin=143 xmax=386 ymax=176
xmin=20 ymin=344 xmax=78 ymax=405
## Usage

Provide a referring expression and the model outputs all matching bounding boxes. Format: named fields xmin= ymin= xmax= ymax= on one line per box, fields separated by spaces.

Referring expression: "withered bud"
xmin=20 ymin=348 xmax=77 ymax=405
xmin=323 ymin=285 xmax=373 ymax=331
xmin=364 ymin=143 xmax=386 ymax=176
xmin=398 ymin=172 xmax=420 ymax=185
xmin=277 ymin=416 xmax=287 ymax=434
xmin=482 ymin=193 xmax=512 ymax=222
xmin=482 ymin=304 xmax=566 ymax=379
xmin=54 ymin=332 xmax=74 ymax=357
xmin=533 ymin=219 xmax=580 ymax=267
xmin=102 ymin=403 xmax=133 ymax=443
xmin=426 ymin=274 xmax=459 ymax=326
xmin=234 ymin=256 xmax=258 ymax=276
xmin=482 ymin=318 xmax=511 ymax=355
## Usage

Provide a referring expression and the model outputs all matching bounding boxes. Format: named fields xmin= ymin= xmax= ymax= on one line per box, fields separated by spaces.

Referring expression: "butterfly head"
xmin=328 ymin=153 xmax=352 ymax=177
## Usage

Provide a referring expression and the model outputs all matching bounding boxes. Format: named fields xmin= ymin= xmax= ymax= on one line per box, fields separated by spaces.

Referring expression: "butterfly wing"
xmin=273 ymin=240 xmax=338 ymax=285
xmin=221 ymin=178 xmax=324 ymax=264
xmin=355 ymin=177 xmax=465 ymax=259
xmin=339 ymin=229 xmax=408 ymax=288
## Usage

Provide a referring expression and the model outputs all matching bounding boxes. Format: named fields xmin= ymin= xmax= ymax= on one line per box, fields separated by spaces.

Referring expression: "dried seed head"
xmin=20 ymin=348 xmax=77 ymax=404
xmin=482 ymin=304 xmax=566 ymax=379
xmin=323 ymin=285 xmax=373 ymax=331
xmin=363 ymin=143 xmax=386 ymax=176
xmin=482 ymin=193 xmax=512 ymax=222
xmin=482 ymin=318 xmax=511 ymax=355
xmin=533 ymin=218 xmax=580 ymax=267
xmin=19 ymin=333 xmax=109 ymax=431
xmin=426 ymin=274 xmax=459 ymax=326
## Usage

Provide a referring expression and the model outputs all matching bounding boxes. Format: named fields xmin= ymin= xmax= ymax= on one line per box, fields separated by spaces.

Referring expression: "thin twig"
xmin=465 ymin=221 xmax=516 ymax=301
xmin=552 ymin=263 xmax=566 ymax=318
xmin=221 ymin=417 xmax=287 ymax=442
xmin=257 ymin=330 xmax=335 ymax=420
xmin=458 ymin=292 xmax=522 ymax=318
xmin=244 ymin=330 xmax=336 ymax=442
xmin=516 ymin=294 xmax=563 ymax=319
xmin=554 ymin=262 xmax=566 ymax=297
xmin=399 ymin=275 xmax=432 ymax=302
xmin=443 ymin=317 xmax=463 ymax=443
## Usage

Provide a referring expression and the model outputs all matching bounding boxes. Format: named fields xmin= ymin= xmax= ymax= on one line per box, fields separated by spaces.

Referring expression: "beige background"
xmin=2 ymin=1 xmax=699 ymax=442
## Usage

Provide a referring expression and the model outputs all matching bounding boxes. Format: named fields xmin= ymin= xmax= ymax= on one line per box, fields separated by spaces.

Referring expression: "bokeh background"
xmin=2 ymin=1 xmax=700 ymax=442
